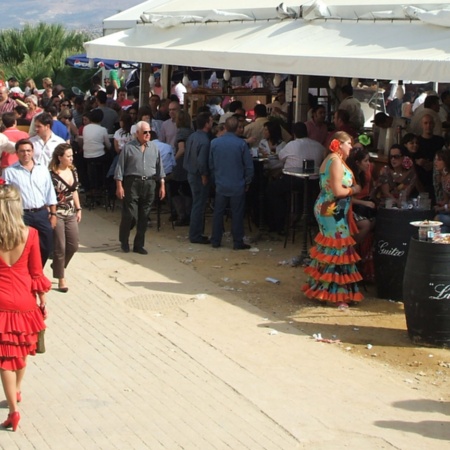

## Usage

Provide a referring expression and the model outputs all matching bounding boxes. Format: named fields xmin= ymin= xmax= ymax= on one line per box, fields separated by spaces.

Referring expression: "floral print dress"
xmin=303 ymin=156 xmax=363 ymax=303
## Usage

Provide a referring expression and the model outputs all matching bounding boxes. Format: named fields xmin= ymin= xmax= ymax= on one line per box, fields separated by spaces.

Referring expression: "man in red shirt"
xmin=1 ymin=112 xmax=29 ymax=142
xmin=116 ymin=87 xmax=133 ymax=109
xmin=0 ymin=112 xmax=29 ymax=169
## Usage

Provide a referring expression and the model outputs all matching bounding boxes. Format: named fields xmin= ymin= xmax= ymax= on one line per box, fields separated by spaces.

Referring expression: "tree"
xmin=0 ymin=23 xmax=94 ymax=89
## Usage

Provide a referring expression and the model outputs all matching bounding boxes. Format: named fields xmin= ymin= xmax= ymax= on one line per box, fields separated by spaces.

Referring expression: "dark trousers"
xmin=267 ymin=176 xmax=303 ymax=233
xmin=23 ymin=209 xmax=53 ymax=267
xmin=211 ymin=191 xmax=246 ymax=247
xmin=187 ymin=173 xmax=209 ymax=242
xmin=85 ymin=153 xmax=109 ymax=192
xmin=119 ymin=177 xmax=156 ymax=249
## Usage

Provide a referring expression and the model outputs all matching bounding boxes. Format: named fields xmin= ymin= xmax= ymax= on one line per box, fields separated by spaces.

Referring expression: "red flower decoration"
xmin=402 ymin=156 xmax=413 ymax=170
xmin=0 ymin=179 xmax=5 ymax=185
xmin=329 ymin=139 xmax=341 ymax=153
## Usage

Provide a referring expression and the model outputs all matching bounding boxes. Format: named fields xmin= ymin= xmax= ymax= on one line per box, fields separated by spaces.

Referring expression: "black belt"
xmin=23 ymin=206 xmax=46 ymax=213
xmin=127 ymin=175 xmax=155 ymax=181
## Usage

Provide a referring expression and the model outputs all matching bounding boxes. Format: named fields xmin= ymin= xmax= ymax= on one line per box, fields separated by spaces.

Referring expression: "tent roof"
xmin=103 ymin=1 xmax=449 ymax=31
xmin=86 ymin=17 xmax=450 ymax=82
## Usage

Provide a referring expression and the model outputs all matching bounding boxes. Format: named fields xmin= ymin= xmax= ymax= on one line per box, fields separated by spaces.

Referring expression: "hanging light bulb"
xmin=182 ymin=74 xmax=190 ymax=87
xmin=148 ymin=74 xmax=155 ymax=88
xmin=273 ymin=74 xmax=282 ymax=87
xmin=328 ymin=77 xmax=336 ymax=89
xmin=223 ymin=70 xmax=231 ymax=81
xmin=351 ymin=77 xmax=359 ymax=88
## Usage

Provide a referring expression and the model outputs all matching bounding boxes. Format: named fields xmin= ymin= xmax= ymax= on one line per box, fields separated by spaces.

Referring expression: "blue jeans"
xmin=24 ymin=208 xmax=53 ymax=267
xmin=187 ymin=173 xmax=209 ymax=241
xmin=211 ymin=191 xmax=245 ymax=247
xmin=436 ymin=213 xmax=450 ymax=233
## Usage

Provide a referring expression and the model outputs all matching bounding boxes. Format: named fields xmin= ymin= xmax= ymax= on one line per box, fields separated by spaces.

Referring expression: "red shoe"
xmin=17 ymin=391 xmax=22 ymax=403
xmin=2 ymin=411 xmax=20 ymax=431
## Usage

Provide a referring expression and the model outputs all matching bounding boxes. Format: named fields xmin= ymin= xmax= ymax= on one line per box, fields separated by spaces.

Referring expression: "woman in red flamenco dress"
xmin=0 ymin=184 xmax=50 ymax=432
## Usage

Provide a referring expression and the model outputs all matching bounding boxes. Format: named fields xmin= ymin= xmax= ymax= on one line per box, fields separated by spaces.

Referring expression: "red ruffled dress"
xmin=0 ymin=228 xmax=50 ymax=370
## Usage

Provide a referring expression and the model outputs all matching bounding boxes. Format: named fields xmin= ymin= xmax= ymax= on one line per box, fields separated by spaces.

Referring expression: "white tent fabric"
xmin=102 ymin=1 xmax=450 ymax=32
xmin=86 ymin=17 xmax=450 ymax=81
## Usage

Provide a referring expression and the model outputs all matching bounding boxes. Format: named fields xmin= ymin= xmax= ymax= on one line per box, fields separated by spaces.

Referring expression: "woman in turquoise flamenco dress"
xmin=303 ymin=131 xmax=364 ymax=308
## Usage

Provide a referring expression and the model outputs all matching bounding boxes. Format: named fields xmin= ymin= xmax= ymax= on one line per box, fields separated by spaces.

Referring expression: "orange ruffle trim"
xmin=309 ymin=247 xmax=361 ymax=265
xmin=302 ymin=284 xmax=364 ymax=303
xmin=304 ymin=266 xmax=362 ymax=284
xmin=314 ymin=233 xmax=356 ymax=248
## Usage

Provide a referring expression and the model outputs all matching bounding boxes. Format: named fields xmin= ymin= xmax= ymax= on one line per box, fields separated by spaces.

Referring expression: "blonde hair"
xmin=0 ymin=184 xmax=27 ymax=250
xmin=327 ymin=131 xmax=353 ymax=155
xmin=42 ymin=77 xmax=53 ymax=89
xmin=332 ymin=131 xmax=353 ymax=145
xmin=25 ymin=78 xmax=37 ymax=90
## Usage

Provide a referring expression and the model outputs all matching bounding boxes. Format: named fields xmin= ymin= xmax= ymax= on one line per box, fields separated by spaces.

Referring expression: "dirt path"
xmin=94 ymin=205 xmax=450 ymax=399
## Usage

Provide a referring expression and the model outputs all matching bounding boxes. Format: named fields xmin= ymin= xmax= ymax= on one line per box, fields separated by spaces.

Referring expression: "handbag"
xmin=36 ymin=304 xmax=47 ymax=354
xmin=36 ymin=330 xmax=45 ymax=354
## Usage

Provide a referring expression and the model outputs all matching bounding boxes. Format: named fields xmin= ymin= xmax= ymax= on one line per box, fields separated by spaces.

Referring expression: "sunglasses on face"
xmin=142 ymin=130 xmax=151 ymax=135
xmin=390 ymin=154 xmax=402 ymax=159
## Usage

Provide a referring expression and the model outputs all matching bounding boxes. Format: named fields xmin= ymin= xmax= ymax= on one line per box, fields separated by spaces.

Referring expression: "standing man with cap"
xmin=3 ymin=139 xmax=57 ymax=266
xmin=115 ymin=121 xmax=166 ymax=255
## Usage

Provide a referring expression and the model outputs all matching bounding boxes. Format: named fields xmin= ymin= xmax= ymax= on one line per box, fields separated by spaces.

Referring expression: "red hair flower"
xmin=329 ymin=139 xmax=341 ymax=153
xmin=0 ymin=179 xmax=5 ymax=185
xmin=402 ymin=156 xmax=413 ymax=170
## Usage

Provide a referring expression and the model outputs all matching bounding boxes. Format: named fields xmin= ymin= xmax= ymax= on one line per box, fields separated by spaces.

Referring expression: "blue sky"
xmin=0 ymin=0 xmax=143 ymax=32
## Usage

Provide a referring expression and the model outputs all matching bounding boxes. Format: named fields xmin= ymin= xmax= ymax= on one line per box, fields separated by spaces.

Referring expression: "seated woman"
xmin=434 ymin=148 xmax=450 ymax=232
xmin=258 ymin=121 xmax=286 ymax=157
xmin=347 ymin=146 xmax=376 ymax=245
xmin=376 ymin=144 xmax=416 ymax=206
xmin=347 ymin=145 xmax=377 ymax=282
xmin=258 ymin=121 xmax=286 ymax=176
xmin=402 ymin=133 xmax=419 ymax=159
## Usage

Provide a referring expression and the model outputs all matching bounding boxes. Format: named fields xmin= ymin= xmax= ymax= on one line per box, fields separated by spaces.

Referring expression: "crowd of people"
xmin=1 ymin=73 xmax=450 ymax=428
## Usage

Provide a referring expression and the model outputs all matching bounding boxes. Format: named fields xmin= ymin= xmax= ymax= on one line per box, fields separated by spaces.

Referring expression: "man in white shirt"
xmin=267 ymin=122 xmax=324 ymax=234
xmin=29 ymin=112 xmax=65 ymax=166
xmin=159 ymin=101 xmax=180 ymax=148
xmin=174 ymin=81 xmax=187 ymax=105
xmin=339 ymin=85 xmax=365 ymax=132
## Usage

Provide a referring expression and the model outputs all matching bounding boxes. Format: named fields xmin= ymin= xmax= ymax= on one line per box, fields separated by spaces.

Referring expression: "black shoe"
xmin=190 ymin=236 xmax=211 ymax=244
xmin=174 ymin=218 xmax=190 ymax=226
xmin=133 ymin=247 xmax=148 ymax=255
xmin=233 ymin=243 xmax=251 ymax=250
xmin=211 ymin=242 xmax=221 ymax=248
xmin=121 ymin=243 xmax=130 ymax=253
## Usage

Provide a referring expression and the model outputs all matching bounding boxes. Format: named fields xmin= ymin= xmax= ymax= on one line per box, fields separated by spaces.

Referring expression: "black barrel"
xmin=403 ymin=238 xmax=450 ymax=346
xmin=374 ymin=208 xmax=433 ymax=300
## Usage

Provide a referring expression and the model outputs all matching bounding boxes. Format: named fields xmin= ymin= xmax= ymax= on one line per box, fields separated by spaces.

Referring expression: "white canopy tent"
xmin=86 ymin=1 xmax=450 ymax=82
xmin=87 ymin=18 xmax=450 ymax=82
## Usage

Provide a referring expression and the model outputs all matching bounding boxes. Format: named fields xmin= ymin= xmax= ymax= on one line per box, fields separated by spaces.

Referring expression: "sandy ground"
xmin=93 ymin=201 xmax=450 ymax=399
